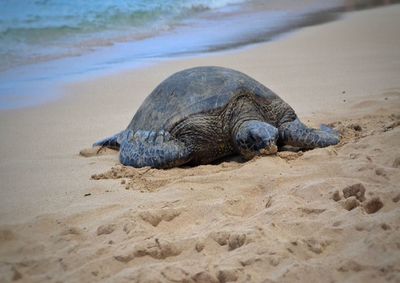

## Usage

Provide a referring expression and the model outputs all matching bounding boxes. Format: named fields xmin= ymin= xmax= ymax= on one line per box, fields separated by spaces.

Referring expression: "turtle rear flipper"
xmin=93 ymin=130 xmax=134 ymax=150
xmin=119 ymin=130 xmax=192 ymax=169
xmin=279 ymin=119 xmax=339 ymax=149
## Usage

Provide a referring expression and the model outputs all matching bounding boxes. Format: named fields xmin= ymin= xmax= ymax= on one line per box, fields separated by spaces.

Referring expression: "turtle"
xmin=93 ymin=66 xmax=339 ymax=168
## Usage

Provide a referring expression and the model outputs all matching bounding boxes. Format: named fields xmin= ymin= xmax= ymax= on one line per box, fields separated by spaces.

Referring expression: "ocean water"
xmin=0 ymin=0 xmax=249 ymax=71
xmin=0 ymin=0 xmax=385 ymax=109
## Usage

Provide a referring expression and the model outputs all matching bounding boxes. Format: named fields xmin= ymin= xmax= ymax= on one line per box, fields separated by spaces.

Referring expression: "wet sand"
xmin=0 ymin=4 xmax=399 ymax=283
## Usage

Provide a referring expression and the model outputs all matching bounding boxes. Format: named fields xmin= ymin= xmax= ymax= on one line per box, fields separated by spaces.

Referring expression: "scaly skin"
xmin=279 ymin=118 xmax=340 ymax=149
xmin=119 ymin=130 xmax=191 ymax=168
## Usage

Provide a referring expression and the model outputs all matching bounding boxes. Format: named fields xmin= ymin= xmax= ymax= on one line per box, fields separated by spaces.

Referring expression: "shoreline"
xmin=0 ymin=1 xmax=395 ymax=111
xmin=0 ymin=5 xmax=399 ymax=282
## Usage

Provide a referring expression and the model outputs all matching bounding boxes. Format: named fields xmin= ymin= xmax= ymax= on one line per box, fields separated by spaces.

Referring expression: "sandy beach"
xmin=1 ymin=4 xmax=400 ymax=283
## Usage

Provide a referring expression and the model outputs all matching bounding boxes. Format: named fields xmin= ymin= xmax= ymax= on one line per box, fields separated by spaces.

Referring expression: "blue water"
xmin=0 ymin=0 xmax=249 ymax=71
xmin=0 ymin=0 xmax=347 ymax=110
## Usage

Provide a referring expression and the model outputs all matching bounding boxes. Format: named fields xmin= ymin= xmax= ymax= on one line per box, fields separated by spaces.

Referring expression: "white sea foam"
xmin=0 ymin=0 xmax=248 ymax=71
xmin=2 ymin=0 xmax=384 ymax=109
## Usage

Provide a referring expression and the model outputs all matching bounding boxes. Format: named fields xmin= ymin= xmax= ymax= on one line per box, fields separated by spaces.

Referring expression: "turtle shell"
xmin=127 ymin=66 xmax=280 ymax=132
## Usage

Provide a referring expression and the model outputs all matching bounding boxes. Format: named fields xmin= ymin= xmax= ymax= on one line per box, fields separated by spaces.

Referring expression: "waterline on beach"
xmin=0 ymin=0 xmax=395 ymax=110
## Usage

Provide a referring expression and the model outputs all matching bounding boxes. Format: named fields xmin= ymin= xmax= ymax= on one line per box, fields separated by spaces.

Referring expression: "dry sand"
xmin=1 ymin=5 xmax=400 ymax=283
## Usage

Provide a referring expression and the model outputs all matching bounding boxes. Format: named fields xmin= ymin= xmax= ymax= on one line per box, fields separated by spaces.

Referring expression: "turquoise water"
xmin=0 ymin=0 xmax=357 ymax=109
xmin=0 ymin=0 xmax=247 ymax=71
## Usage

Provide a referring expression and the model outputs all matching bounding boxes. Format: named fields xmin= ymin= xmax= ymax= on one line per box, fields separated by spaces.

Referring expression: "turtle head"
xmin=234 ymin=120 xmax=279 ymax=159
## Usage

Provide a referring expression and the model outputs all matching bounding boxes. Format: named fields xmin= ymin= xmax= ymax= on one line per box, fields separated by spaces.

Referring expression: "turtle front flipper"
xmin=279 ymin=118 xmax=340 ymax=149
xmin=120 ymin=130 xmax=192 ymax=169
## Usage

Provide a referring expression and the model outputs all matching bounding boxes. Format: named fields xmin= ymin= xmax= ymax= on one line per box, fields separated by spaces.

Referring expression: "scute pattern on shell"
xmin=126 ymin=66 xmax=280 ymax=132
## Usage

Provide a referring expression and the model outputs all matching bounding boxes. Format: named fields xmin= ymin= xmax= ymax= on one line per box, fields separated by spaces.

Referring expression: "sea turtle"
xmin=93 ymin=66 xmax=339 ymax=168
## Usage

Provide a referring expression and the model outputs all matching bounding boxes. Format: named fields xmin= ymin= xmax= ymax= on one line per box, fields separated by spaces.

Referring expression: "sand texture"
xmin=1 ymin=5 xmax=400 ymax=283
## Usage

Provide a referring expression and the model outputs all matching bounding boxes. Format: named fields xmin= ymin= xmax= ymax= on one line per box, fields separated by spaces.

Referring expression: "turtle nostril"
xmin=250 ymin=135 xmax=257 ymax=143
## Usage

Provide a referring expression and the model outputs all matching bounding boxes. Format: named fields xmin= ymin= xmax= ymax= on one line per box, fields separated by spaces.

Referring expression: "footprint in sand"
xmin=195 ymin=240 xmax=205 ymax=252
xmin=303 ymin=237 xmax=332 ymax=254
xmin=392 ymin=193 xmax=400 ymax=203
xmin=342 ymin=183 xmax=366 ymax=202
xmin=217 ymin=268 xmax=241 ymax=283
xmin=114 ymin=238 xmax=181 ymax=262
xmin=139 ymin=208 xmax=181 ymax=227
xmin=343 ymin=196 xmax=360 ymax=211
xmin=363 ymin=197 xmax=384 ymax=214
xmin=192 ymin=271 xmax=219 ymax=283
xmin=375 ymin=168 xmax=388 ymax=178
xmin=96 ymin=224 xmax=116 ymax=236
xmin=0 ymin=229 xmax=15 ymax=242
xmin=392 ymin=156 xmax=400 ymax=168
xmin=333 ymin=183 xmax=384 ymax=214
xmin=161 ymin=266 xmax=190 ymax=282
xmin=209 ymin=231 xmax=247 ymax=251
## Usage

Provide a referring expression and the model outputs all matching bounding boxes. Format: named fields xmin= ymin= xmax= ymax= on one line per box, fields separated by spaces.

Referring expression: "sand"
xmin=1 ymin=4 xmax=400 ymax=283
